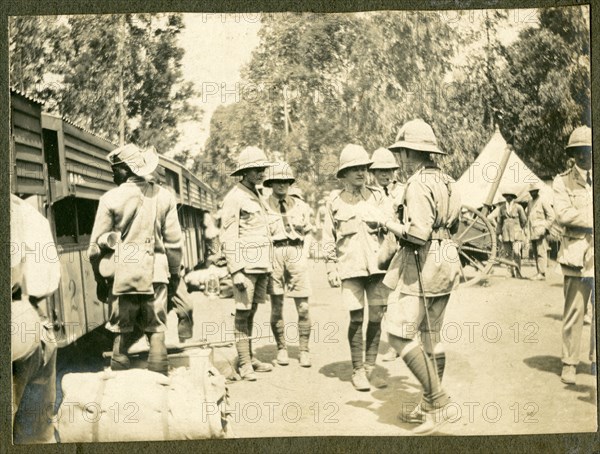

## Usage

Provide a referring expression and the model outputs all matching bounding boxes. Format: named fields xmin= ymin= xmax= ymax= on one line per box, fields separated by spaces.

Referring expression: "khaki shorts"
xmin=232 ymin=272 xmax=269 ymax=311
xmin=341 ymin=275 xmax=389 ymax=312
xmin=268 ymin=245 xmax=312 ymax=298
xmin=384 ymin=290 xmax=450 ymax=340
xmin=106 ymin=283 xmax=168 ymax=334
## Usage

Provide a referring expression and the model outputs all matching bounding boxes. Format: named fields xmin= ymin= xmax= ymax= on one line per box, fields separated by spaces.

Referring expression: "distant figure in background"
xmin=553 ymin=125 xmax=594 ymax=384
xmin=315 ymin=197 xmax=329 ymax=260
xmin=526 ymin=182 xmax=555 ymax=280
xmin=11 ymin=194 xmax=61 ymax=443
xmin=203 ymin=210 xmax=222 ymax=267
xmin=488 ymin=188 xmax=527 ymax=278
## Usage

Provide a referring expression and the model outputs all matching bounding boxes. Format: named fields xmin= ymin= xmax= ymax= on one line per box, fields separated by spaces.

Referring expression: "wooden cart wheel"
xmin=453 ymin=206 xmax=497 ymax=287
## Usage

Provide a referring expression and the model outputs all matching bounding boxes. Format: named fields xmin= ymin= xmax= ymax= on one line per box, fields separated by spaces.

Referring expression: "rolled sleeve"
xmin=220 ymin=195 xmax=244 ymax=275
xmin=322 ymin=201 xmax=338 ymax=274
xmin=88 ymin=198 xmax=113 ymax=259
xmin=404 ymin=180 xmax=435 ymax=244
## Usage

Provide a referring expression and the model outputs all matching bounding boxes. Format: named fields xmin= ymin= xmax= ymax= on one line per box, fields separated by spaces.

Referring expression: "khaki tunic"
xmin=553 ymin=166 xmax=594 ymax=278
xmin=265 ymin=194 xmax=310 ymax=241
xmin=323 ymin=186 xmax=387 ymax=280
xmin=488 ymin=202 xmax=527 ymax=242
xmin=527 ymin=196 xmax=555 ymax=240
xmin=89 ymin=177 xmax=183 ymax=284
xmin=383 ymin=166 xmax=461 ymax=297
xmin=220 ymin=183 xmax=273 ymax=275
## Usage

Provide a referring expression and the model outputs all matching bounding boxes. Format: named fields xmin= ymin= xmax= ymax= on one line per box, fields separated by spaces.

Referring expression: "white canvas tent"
xmin=455 ymin=128 xmax=552 ymax=209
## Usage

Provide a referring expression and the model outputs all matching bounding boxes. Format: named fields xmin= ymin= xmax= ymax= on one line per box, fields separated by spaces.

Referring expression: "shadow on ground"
xmin=524 ymin=354 xmax=594 ymax=378
xmin=544 ymin=313 xmax=563 ymax=322
xmin=319 ymin=360 xmax=354 ymax=383
xmin=254 ymin=344 xmax=300 ymax=365
xmin=318 ymin=360 xmax=425 ymax=432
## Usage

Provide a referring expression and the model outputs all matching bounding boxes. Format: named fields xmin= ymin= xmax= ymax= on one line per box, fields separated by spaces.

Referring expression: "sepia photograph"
xmin=8 ymin=4 xmax=595 ymax=445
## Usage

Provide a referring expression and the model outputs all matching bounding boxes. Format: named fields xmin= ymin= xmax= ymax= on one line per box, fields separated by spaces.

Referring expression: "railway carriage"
xmin=10 ymin=89 xmax=215 ymax=347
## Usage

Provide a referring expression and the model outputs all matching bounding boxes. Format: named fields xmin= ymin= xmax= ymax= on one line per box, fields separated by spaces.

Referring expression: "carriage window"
xmin=165 ymin=169 xmax=180 ymax=194
xmin=52 ymin=197 xmax=99 ymax=245
xmin=53 ymin=198 xmax=77 ymax=244
xmin=77 ymin=198 xmax=98 ymax=241
xmin=43 ymin=129 xmax=61 ymax=181
xmin=178 ymin=206 xmax=186 ymax=229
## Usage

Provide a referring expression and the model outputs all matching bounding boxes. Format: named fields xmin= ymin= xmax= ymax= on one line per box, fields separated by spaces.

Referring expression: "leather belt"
xmin=273 ymin=238 xmax=304 ymax=247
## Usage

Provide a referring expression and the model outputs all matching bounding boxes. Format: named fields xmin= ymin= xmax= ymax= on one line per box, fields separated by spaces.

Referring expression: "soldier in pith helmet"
xmin=553 ymin=126 xmax=594 ymax=384
xmin=263 ymin=162 xmax=313 ymax=368
xmin=366 ymin=119 xmax=462 ymax=434
xmin=323 ymin=144 xmax=390 ymax=392
xmin=221 ymin=146 xmax=275 ymax=381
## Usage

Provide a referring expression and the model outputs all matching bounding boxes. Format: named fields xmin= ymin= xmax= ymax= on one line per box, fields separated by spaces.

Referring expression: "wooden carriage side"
xmin=10 ymin=89 xmax=214 ymax=347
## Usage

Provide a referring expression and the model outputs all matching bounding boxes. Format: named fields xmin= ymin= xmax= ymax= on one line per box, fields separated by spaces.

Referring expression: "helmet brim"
xmin=336 ymin=160 xmax=373 ymax=178
xmin=230 ymin=161 xmax=272 ymax=177
xmin=369 ymin=163 xmax=399 ymax=170
xmin=263 ymin=178 xmax=295 ymax=188
xmin=388 ymin=141 xmax=445 ymax=154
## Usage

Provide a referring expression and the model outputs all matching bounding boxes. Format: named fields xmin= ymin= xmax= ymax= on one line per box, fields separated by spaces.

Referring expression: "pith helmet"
xmin=500 ymin=185 xmax=519 ymax=198
xmin=263 ymin=161 xmax=296 ymax=187
xmin=336 ymin=144 xmax=373 ymax=178
xmin=370 ymin=147 xmax=399 ymax=170
xmin=528 ymin=181 xmax=544 ymax=192
xmin=107 ymin=143 xmax=159 ymax=176
xmin=389 ymin=119 xmax=445 ymax=154
xmin=566 ymin=126 xmax=592 ymax=150
xmin=230 ymin=146 xmax=271 ymax=176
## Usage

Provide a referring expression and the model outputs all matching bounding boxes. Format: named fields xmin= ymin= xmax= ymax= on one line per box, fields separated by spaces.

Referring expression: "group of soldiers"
xmin=10 ymin=117 xmax=594 ymax=440
xmin=218 ymin=119 xmax=462 ymax=434
xmin=217 ymin=119 xmax=594 ymax=433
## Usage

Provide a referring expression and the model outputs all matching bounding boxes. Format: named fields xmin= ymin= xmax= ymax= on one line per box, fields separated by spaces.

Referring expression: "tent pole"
xmin=481 ymin=144 xmax=512 ymax=216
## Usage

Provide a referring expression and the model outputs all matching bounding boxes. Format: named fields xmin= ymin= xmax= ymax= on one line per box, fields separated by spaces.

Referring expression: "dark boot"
xmin=147 ymin=332 xmax=169 ymax=375
xmin=111 ymin=334 xmax=133 ymax=371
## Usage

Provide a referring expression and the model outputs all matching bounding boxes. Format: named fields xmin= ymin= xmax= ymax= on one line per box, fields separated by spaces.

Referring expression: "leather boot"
xmin=147 ymin=332 xmax=169 ymax=376
xmin=111 ymin=334 xmax=133 ymax=371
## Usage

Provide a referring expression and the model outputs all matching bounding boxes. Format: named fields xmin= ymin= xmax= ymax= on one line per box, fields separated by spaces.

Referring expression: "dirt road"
xmin=181 ymin=258 xmax=596 ymax=437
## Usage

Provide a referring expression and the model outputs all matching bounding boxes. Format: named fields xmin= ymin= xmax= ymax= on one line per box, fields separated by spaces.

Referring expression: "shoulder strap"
xmin=122 ymin=182 xmax=151 ymax=240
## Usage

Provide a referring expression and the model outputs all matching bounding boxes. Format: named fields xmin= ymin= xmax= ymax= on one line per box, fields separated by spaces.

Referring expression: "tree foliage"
xmin=204 ymin=12 xmax=461 ymax=201
xmin=204 ymin=7 xmax=590 ymax=202
xmin=9 ymin=14 xmax=200 ymax=152
xmin=496 ymin=7 xmax=590 ymax=177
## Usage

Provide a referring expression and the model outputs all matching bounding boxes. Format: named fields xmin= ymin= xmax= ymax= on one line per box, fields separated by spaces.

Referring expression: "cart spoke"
xmin=459 ymin=250 xmax=485 ymax=272
xmin=460 ymin=231 xmax=492 ymax=244
xmin=455 ymin=217 xmax=479 ymax=241
xmin=460 ymin=244 xmax=494 ymax=256
xmin=458 ymin=261 xmax=467 ymax=280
